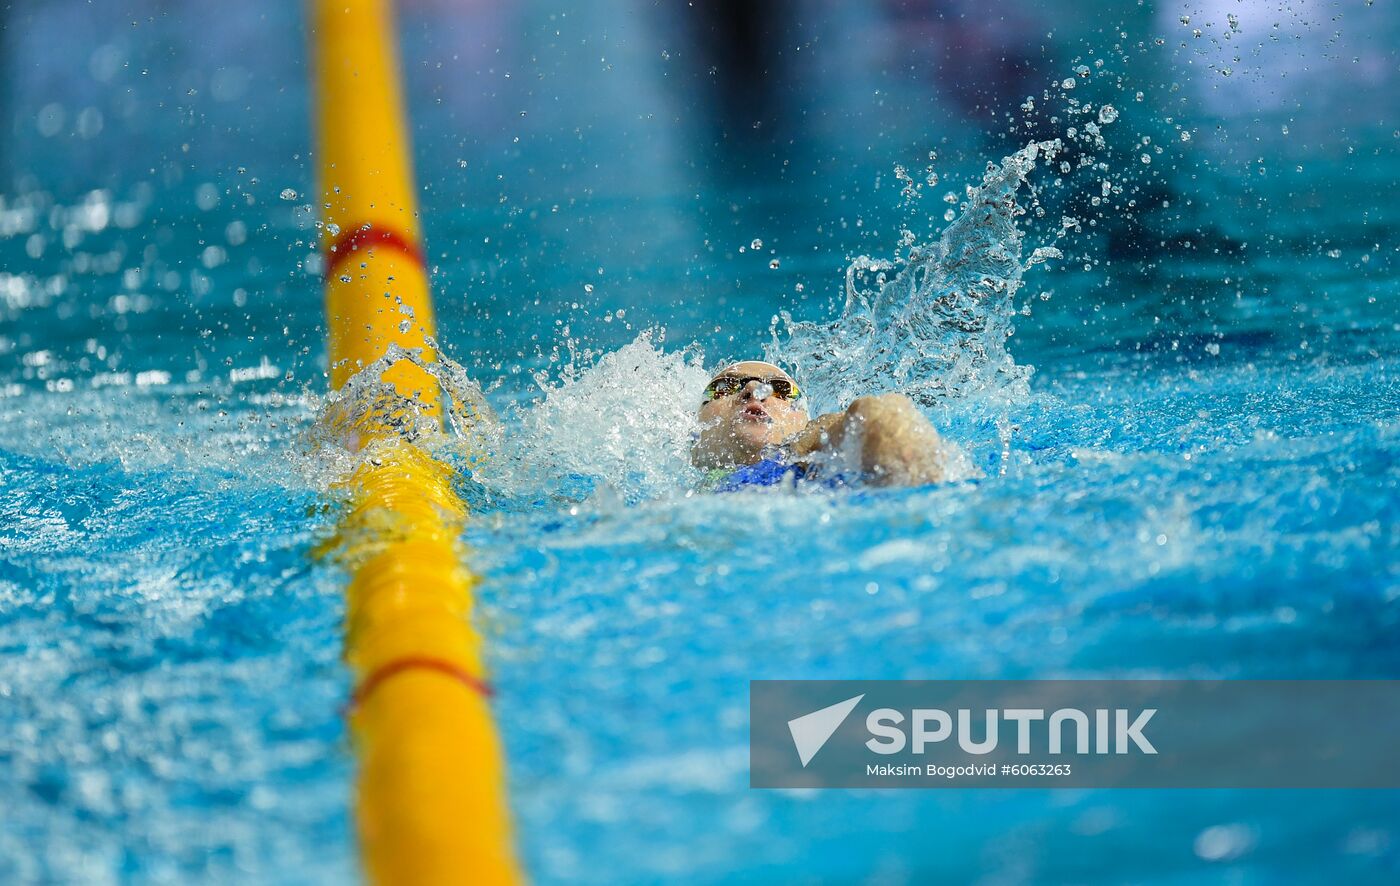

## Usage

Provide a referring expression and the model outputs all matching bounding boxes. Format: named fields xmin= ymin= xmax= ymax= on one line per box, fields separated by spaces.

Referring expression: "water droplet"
xmin=36 ymin=102 xmax=65 ymax=137
xmin=1180 ymin=131 xmax=1192 ymax=142
xmin=1075 ymin=64 xmax=1091 ymax=78
xmin=1097 ymin=104 xmax=1118 ymax=124
xmin=1194 ymin=824 xmax=1256 ymax=862
xmin=1061 ymin=77 xmax=1076 ymax=90
xmin=769 ymin=259 xmax=780 ymax=269
xmin=279 ymin=188 xmax=298 ymax=201
xmin=750 ymin=238 xmax=763 ymax=250
xmin=1140 ymin=153 xmax=1152 ymax=164
xmin=195 ymin=182 xmax=220 ymax=211
xmin=583 ymin=283 xmax=594 ymax=293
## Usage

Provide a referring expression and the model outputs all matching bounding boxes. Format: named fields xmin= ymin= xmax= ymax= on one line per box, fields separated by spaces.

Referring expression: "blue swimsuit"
xmin=711 ymin=457 xmax=810 ymax=492
xmin=708 ymin=455 xmax=858 ymax=493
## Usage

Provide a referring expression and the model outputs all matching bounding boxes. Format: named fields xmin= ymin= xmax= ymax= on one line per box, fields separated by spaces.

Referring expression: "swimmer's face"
xmin=692 ymin=361 xmax=809 ymax=469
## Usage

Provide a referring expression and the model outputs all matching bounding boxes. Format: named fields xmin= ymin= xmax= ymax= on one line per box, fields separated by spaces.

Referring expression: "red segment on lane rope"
xmin=324 ymin=223 xmax=425 ymax=281
xmin=349 ymin=656 xmax=495 ymax=714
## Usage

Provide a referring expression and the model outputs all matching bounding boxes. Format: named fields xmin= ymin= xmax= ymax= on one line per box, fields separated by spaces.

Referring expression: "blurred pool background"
xmin=1 ymin=0 xmax=1398 ymax=882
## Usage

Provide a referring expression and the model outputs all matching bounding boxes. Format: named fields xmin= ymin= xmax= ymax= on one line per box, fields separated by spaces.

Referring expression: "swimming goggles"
xmin=702 ymin=373 xmax=801 ymax=403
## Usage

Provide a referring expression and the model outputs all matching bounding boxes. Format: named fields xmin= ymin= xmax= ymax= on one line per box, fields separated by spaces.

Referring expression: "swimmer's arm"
xmin=785 ymin=393 xmax=948 ymax=486
xmin=783 ymin=411 xmax=845 ymax=460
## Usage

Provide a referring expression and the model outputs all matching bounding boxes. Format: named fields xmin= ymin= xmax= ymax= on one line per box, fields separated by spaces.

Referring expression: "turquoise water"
xmin=2 ymin=1 xmax=1399 ymax=882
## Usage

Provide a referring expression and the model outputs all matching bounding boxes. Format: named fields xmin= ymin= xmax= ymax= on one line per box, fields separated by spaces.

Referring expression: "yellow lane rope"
xmin=311 ymin=0 xmax=522 ymax=881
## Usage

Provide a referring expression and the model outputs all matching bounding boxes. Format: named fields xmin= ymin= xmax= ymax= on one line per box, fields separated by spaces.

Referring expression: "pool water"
xmin=2 ymin=1 xmax=1398 ymax=882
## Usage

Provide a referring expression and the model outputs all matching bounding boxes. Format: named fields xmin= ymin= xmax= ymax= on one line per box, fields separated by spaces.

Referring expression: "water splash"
xmin=307 ymin=342 xmax=500 ymax=479
xmin=472 ymin=330 xmax=711 ymax=503
xmin=770 ymin=139 xmax=1066 ymax=418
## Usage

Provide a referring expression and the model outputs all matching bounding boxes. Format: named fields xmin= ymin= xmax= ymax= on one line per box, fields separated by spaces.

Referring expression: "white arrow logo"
xmin=787 ymin=694 xmax=865 ymax=767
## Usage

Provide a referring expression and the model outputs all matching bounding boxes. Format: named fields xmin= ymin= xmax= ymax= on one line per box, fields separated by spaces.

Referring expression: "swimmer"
xmin=691 ymin=360 xmax=952 ymax=490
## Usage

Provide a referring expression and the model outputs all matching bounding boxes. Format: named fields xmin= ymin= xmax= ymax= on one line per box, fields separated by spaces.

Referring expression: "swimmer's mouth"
xmin=740 ymin=404 xmax=772 ymax=422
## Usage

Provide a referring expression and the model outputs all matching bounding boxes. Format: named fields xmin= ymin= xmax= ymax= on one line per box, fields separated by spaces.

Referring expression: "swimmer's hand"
xmin=783 ymin=393 xmax=948 ymax=487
